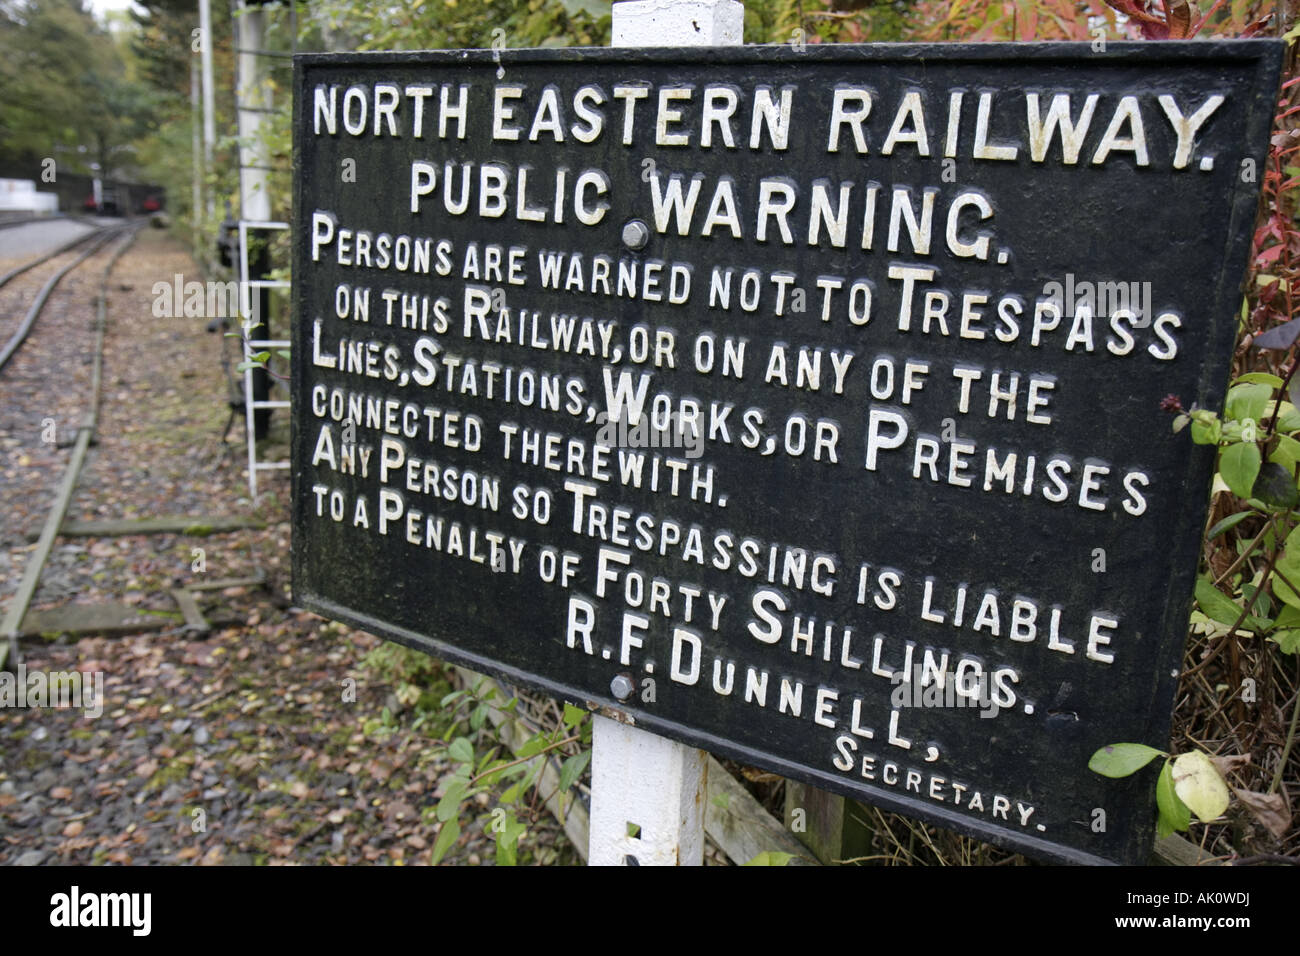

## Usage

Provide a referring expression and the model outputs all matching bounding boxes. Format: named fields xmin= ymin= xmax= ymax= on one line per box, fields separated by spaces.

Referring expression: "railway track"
xmin=0 ymin=221 xmax=144 ymax=669
xmin=0 ymin=224 xmax=136 ymax=371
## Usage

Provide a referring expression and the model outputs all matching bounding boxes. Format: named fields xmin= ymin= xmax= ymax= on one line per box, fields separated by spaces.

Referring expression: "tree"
xmin=0 ymin=0 xmax=158 ymax=178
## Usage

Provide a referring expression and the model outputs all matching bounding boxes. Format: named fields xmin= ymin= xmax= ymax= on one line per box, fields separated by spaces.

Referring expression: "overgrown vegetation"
xmin=360 ymin=643 xmax=589 ymax=865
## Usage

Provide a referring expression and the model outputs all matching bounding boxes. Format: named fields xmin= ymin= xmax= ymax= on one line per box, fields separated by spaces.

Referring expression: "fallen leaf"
xmin=1172 ymin=751 xmax=1231 ymax=823
xmin=1232 ymin=787 xmax=1291 ymax=839
xmin=1209 ymin=754 xmax=1251 ymax=777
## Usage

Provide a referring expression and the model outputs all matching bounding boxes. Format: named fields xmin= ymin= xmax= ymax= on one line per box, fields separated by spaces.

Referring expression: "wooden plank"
xmin=783 ymin=781 xmax=879 ymax=865
xmin=54 ymin=515 xmax=268 ymax=537
xmin=170 ymin=589 xmax=211 ymax=635
xmin=705 ymin=757 xmax=816 ymax=865
xmin=1152 ymin=833 xmax=1215 ymax=866
xmin=18 ymin=602 xmax=180 ymax=638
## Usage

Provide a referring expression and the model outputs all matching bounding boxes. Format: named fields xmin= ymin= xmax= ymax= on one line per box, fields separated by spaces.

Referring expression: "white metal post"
xmin=587 ymin=0 xmax=744 ymax=868
xmin=237 ymin=4 xmax=272 ymax=225
xmin=198 ymin=0 xmax=216 ymax=223
xmin=191 ymin=57 xmax=201 ymax=255
xmin=589 ymin=717 xmax=708 ymax=865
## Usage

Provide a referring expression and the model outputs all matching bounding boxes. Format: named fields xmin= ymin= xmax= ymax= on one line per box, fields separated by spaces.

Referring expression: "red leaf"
xmin=1257 ymin=244 xmax=1285 ymax=266
xmin=1104 ymin=0 xmax=1165 ymax=25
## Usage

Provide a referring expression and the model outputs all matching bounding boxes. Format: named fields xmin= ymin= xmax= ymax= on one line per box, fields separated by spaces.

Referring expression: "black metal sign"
xmin=292 ymin=42 xmax=1282 ymax=864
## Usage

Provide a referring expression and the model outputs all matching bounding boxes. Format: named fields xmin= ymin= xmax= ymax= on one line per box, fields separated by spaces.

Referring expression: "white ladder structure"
xmin=233 ymin=0 xmax=296 ymax=498
xmin=238 ymin=218 xmax=290 ymax=499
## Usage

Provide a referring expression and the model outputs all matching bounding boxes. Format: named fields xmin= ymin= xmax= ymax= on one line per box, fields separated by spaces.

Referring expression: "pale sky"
xmin=87 ymin=0 xmax=141 ymax=24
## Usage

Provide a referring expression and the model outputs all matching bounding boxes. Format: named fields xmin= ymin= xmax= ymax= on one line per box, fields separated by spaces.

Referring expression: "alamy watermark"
xmin=151 ymin=274 xmax=260 ymax=323
xmin=889 ymin=664 xmax=1013 ymax=719
xmin=0 ymin=664 xmax=104 ymax=718
xmin=593 ymin=410 xmax=704 ymax=459
xmin=50 ymin=886 xmax=150 ymax=936
xmin=1042 ymin=273 xmax=1152 ymax=327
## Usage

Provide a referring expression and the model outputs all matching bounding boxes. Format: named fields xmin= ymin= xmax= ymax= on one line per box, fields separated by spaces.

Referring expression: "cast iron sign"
xmin=292 ymin=42 xmax=1283 ymax=864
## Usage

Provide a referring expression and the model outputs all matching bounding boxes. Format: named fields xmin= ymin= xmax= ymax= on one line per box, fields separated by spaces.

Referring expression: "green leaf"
xmin=1268 ymin=434 xmax=1300 ymax=476
xmin=1219 ymin=441 xmax=1261 ymax=500
xmin=1089 ymin=742 xmax=1165 ymax=778
xmin=562 ymin=702 xmax=587 ymax=728
xmin=475 ymin=746 xmax=500 ymax=774
xmin=1156 ymin=810 xmax=1175 ymax=840
xmin=1270 ymin=629 xmax=1300 ymax=653
xmin=475 ymin=759 xmax=509 ymax=788
xmin=515 ymin=735 xmax=547 ymax=759
xmin=1171 ymin=751 xmax=1230 ymax=823
xmin=743 ymin=851 xmax=794 ymax=866
xmin=1206 ymin=512 xmax=1252 ymax=540
xmin=558 ymin=750 xmax=591 ymax=792
xmin=1189 ymin=412 xmax=1221 ymax=445
xmin=495 ymin=814 xmax=527 ymax=867
xmin=448 ymin=736 xmax=474 ymax=764
xmin=1235 ymin=372 xmax=1285 ymax=389
xmin=1276 ymin=403 xmax=1300 ymax=433
xmin=1195 ymin=576 xmax=1268 ymax=631
xmin=519 ymin=754 xmax=545 ymax=793
xmin=1274 ymin=604 xmax=1300 ymax=628
xmin=1225 ymin=382 xmax=1272 ymax=423
xmin=1252 ymin=462 xmax=1299 ymax=510
xmin=469 ymin=702 xmax=489 ymax=731
xmin=1155 ymin=760 xmax=1191 ymax=832
xmin=430 ymin=819 xmax=460 ymax=864
xmin=1272 ymin=548 xmax=1300 ymax=609
xmin=436 ymin=780 xmax=467 ymax=822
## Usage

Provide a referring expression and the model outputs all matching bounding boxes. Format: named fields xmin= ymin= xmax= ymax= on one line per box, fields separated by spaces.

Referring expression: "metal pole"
xmin=199 ymin=0 xmax=216 ymax=223
xmin=236 ymin=3 xmax=274 ymax=453
xmin=587 ymin=0 xmax=745 ymax=867
xmin=237 ymin=4 xmax=271 ymax=224
xmin=191 ymin=57 xmax=202 ymax=257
